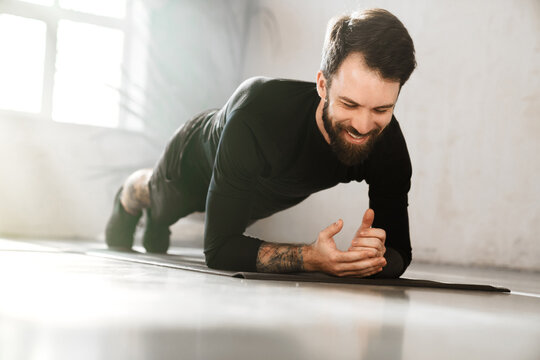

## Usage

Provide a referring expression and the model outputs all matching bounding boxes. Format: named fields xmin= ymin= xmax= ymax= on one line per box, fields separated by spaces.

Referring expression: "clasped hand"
xmin=306 ymin=209 xmax=386 ymax=277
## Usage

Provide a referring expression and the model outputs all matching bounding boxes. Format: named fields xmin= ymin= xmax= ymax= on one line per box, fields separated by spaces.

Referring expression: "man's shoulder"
xmin=376 ymin=116 xmax=408 ymax=152
xmin=238 ymin=76 xmax=315 ymax=93
xmin=228 ymin=76 xmax=316 ymax=113
xmin=220 ymin=77 xmax=318 ymax=168
xmin=364 ymin=115 xmax=412 ymax=188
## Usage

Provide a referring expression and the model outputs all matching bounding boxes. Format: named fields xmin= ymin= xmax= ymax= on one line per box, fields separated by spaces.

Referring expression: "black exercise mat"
xmin=86 ymin=249 xmax=510 ymax=293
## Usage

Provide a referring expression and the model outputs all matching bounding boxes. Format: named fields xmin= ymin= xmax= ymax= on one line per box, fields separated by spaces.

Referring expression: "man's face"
xmin=319 ymin=53 xmax=400 ymax=166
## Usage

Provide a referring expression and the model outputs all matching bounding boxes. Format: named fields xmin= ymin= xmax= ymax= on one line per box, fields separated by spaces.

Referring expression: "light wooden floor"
xmin=0 ymin=238 xmax=539 ymax=360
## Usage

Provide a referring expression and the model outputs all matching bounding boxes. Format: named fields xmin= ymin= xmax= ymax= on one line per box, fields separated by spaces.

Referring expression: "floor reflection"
xmin=1 ymin=239 xmax=539 ymax=360
xmin=363 ymin=290 xmax=409 ymax=360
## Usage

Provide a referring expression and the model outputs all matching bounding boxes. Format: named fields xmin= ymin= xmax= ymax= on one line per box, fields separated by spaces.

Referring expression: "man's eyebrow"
xmin=373 ymin=103 xmax=395 ymax=110
xmin=338 ymin=96 xmax=360 ymax=105
xmin=338 ymin=96 xmax=394 ymax=109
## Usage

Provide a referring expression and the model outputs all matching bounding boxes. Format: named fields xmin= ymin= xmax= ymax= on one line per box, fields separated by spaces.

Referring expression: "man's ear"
xmin=316 ymin=71 xmax=327 ymax=100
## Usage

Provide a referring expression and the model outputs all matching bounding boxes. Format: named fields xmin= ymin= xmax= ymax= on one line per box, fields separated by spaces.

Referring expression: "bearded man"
xmin=105 ymin=8 xmax=417 ymax=278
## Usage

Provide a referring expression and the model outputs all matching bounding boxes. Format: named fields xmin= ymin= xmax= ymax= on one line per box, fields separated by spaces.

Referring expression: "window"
xmin=0 ymin=14 xmax=46 ymax=114
xmin=0 ymin=0 xmax=136 ymax=128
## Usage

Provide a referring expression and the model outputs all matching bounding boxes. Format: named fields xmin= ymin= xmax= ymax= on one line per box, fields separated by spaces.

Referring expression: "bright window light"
xmin=19 ymin=0 xmax=54 ymax=5
xmin=59 ymin=0 xmax=127 ymax=18
xmin=52 ymin=20 xmax=124 ymax=127
xmin=0 ymin=14 xmax=46 ymax=113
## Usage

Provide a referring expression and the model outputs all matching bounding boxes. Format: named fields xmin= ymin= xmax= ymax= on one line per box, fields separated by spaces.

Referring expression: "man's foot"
xmin=105 ymin=187 xmax=142 ymax=250
xmin=142 ymin=208 xmax=171 ymax=254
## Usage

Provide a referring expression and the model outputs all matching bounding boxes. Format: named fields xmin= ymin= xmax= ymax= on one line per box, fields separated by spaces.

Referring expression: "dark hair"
xmin=320 ymin=8 xmax=416 ymax=87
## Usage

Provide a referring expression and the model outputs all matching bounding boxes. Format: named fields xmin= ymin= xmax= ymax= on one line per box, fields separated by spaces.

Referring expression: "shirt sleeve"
xmin=203 ymin=110 xmax=266 ymax=271
xmin=365 ymin=121 xmax=413 ymax=278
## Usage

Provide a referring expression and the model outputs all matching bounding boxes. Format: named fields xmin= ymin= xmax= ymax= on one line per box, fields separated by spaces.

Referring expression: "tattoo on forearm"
xmin=256 ymin=243 xmax=304 ymax=273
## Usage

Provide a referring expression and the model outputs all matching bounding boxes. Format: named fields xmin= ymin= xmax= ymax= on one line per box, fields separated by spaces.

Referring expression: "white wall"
xmin=244 ymin=0 xmax=540 ymax=270
xmin=0 ymin=116 xmax=159 ymax=238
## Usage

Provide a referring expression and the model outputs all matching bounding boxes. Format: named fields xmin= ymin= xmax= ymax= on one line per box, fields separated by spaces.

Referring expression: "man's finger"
xmin=336 ymin=256 xmax=387 ymax=273
xmin=340 ymin=266 xmax=383 ymax=278
xmin=333 ymin=248 xmax=376 ymax=262
xmin=358 ymin=208 xmax=375 ymax=233
xmin=350 ymin=237 xmax=384 ymax=250
xmin=347 ymin=245 xmax=378 ymax=254
xmin=356 ymin=227 xmax=386 ymax=242
xmin=348 ymin=246 xmax=383 ymax=257
xmin=320 ymin=219 xmax=343 ymax=239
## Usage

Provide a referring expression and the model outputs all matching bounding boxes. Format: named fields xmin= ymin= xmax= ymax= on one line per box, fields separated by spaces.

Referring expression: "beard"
xmin=322 ymin=97 xmax=382 ymax=166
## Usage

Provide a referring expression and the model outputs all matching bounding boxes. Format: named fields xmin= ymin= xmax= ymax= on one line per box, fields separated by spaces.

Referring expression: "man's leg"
xmin=106 ymin=110 xmax=213 ymax=252
xmin=120 ymin=169 xmax=152 ymax=215
xmin=106 ymin=165 xmax=207 ymax=253
xmin=141 ymin=208 xmax=171 ymax=253
xmin=105 ymin=168 xmax=152 ymax=250
xmin=142 ymin=159 xmax=208 ymax=254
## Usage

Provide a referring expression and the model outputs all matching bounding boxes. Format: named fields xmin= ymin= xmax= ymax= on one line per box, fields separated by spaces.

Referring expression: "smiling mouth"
xmin=346 ymin=130 xmax=365 ymax=139
xmin=345 ymin=129 xmax=370 ymax=143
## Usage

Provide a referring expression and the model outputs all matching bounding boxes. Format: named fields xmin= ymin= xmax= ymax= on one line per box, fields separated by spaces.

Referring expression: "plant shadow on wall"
xmin=91 ymin=0 xmax=279 ymax=186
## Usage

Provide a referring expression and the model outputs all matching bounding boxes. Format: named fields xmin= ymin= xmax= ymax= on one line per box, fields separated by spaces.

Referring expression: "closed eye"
xmin=374 ymin=108 xmax=390 ymax=114
xmin=342 ymin=102 xmax=357 ymax=109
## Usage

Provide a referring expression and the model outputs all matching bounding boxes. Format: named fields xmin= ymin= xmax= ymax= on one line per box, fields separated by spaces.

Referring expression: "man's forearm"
xmin=256 ymin=242 xmax=307 ymax=273
xmin=255 ymin=241 xmax=405 ymax=277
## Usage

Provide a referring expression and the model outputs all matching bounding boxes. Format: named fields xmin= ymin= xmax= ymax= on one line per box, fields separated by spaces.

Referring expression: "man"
xmin=106 ymin=8 xmax=416 ymax=278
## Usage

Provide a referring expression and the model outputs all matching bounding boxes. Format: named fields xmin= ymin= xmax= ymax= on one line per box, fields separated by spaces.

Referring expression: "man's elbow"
xmin=204 ymin=232 xmax=227 ymax=270
xmin=204 ymin=233 xmax=262 ymax=272
xmin=370 ymin=247 xmax=407 ymax=279
xmin=204 ymin=245 xmax=239 ymax=271
xmin=205 ymin=248 xmax=224 ymax=270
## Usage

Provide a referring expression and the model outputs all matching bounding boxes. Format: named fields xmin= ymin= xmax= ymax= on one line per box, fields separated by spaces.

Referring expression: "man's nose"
xmin=350 ymin=109 xmax=375 ymax=135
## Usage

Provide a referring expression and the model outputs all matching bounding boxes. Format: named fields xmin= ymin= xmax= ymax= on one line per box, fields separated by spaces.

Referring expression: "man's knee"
xmin=121 ymin=168 xmax=152 ymax=213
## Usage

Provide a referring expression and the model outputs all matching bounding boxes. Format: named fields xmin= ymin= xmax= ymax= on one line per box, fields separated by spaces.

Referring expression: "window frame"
xmin=0 ymin=0 xmax=134 ymax=128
